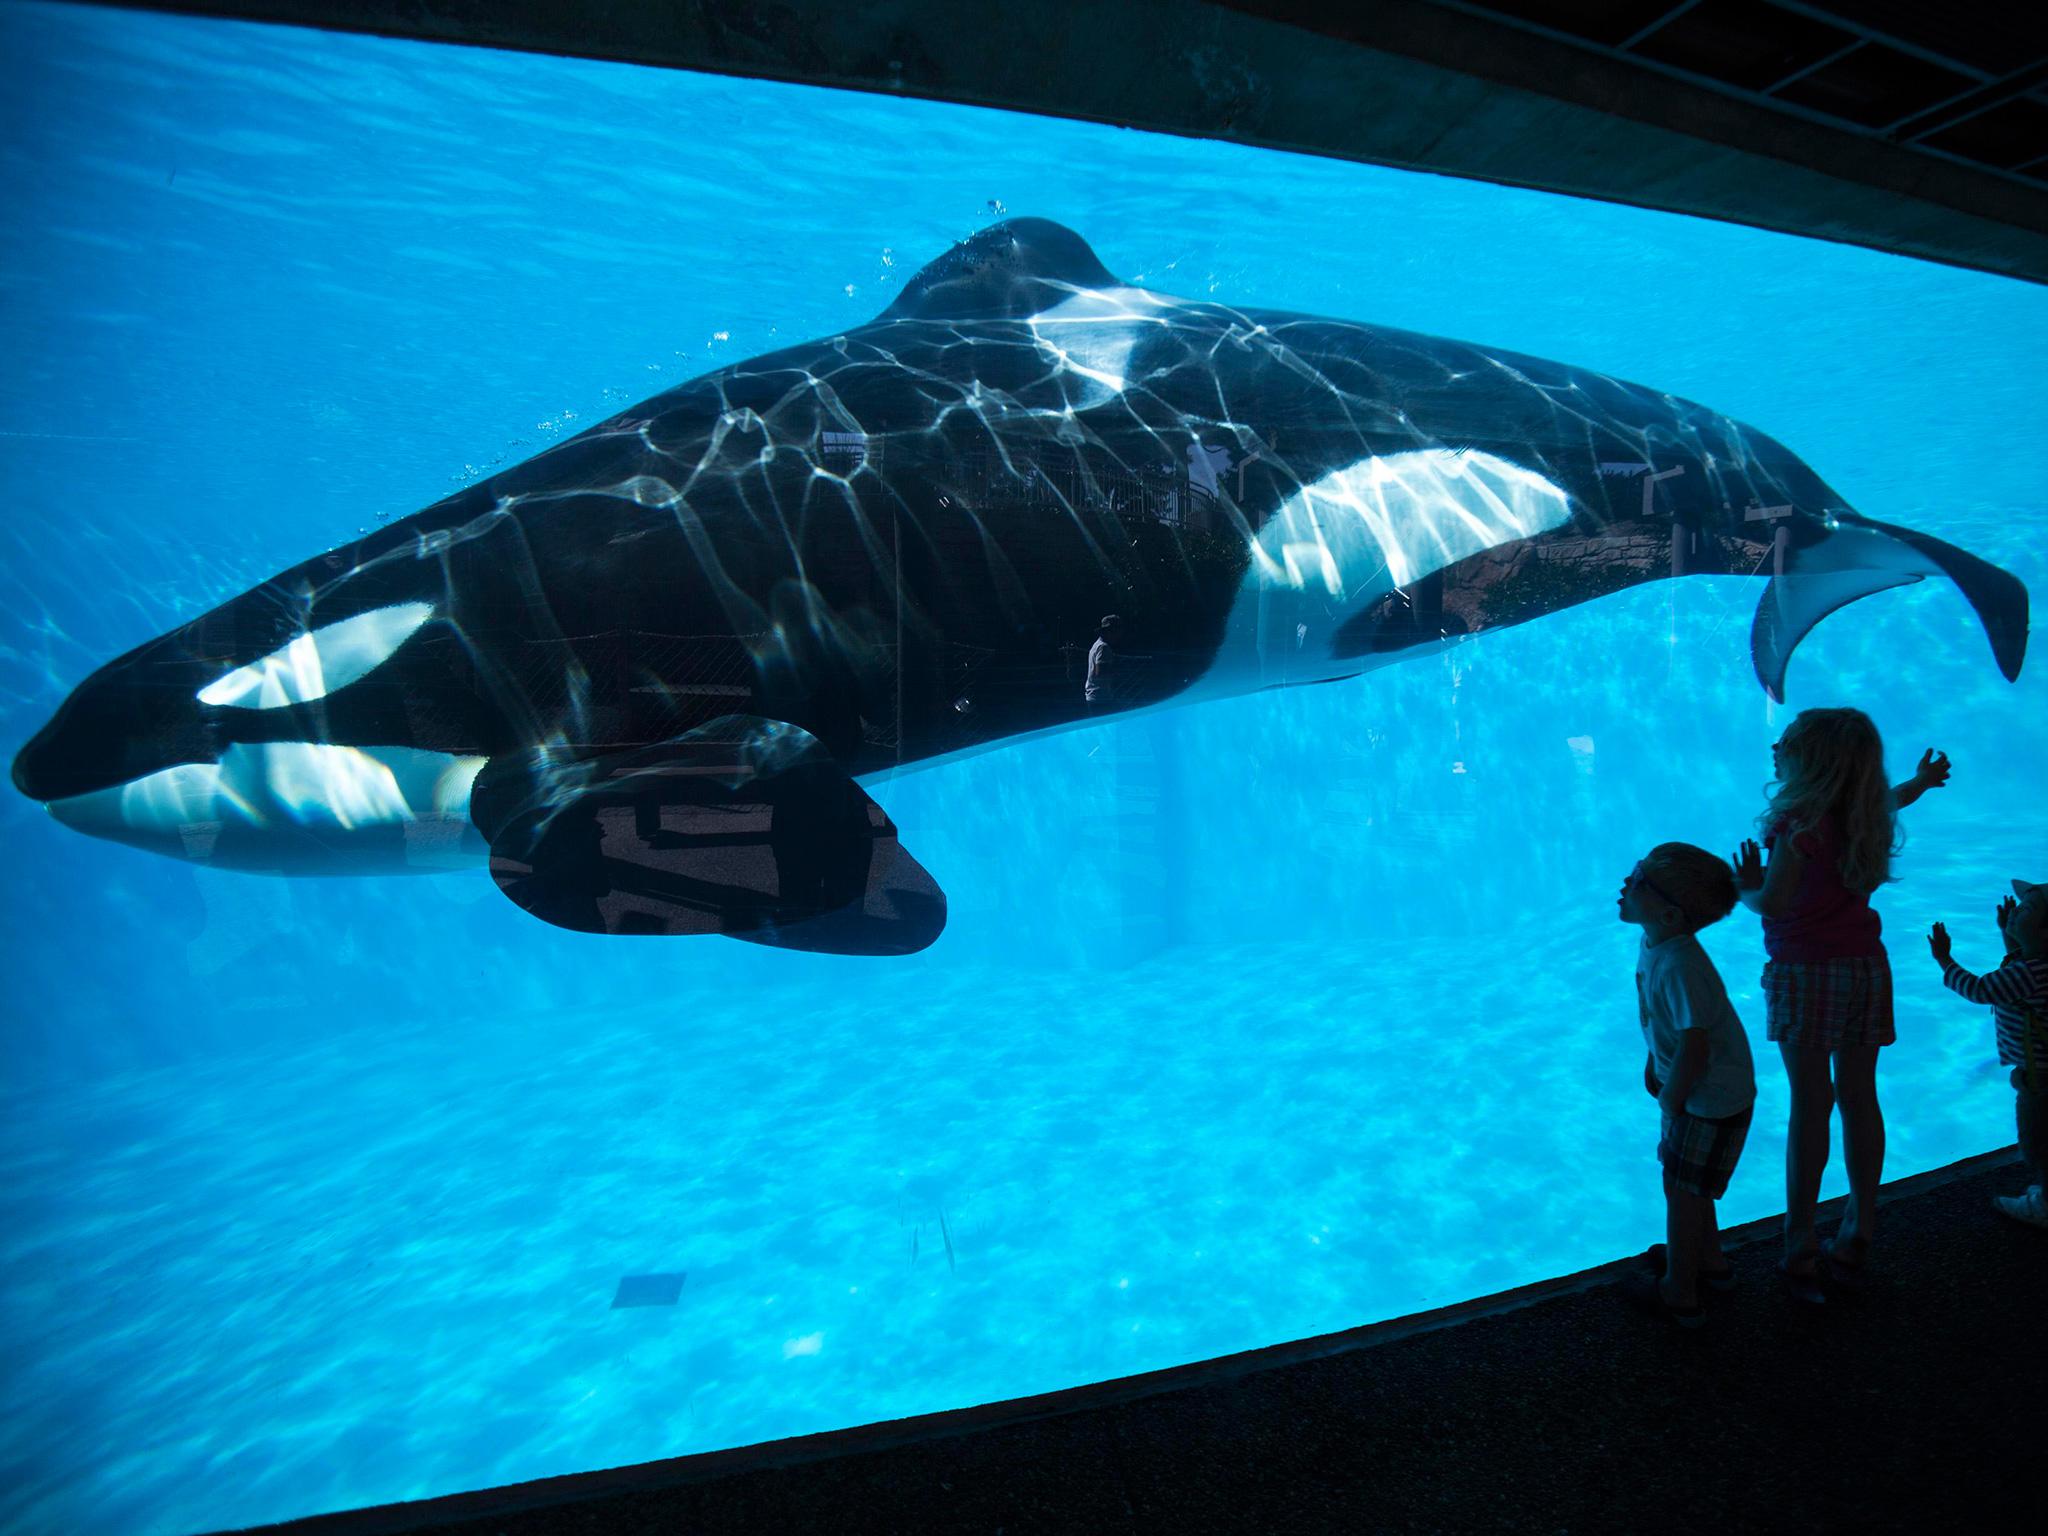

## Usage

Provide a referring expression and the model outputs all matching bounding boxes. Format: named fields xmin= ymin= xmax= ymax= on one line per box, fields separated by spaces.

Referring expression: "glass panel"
xmin=3 ymin=3 xmax=2044 ymax=1531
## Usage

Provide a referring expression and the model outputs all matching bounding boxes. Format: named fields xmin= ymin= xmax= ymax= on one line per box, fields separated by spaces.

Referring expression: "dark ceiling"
xmin=1394 ymin=2 xmax=2048 ymax=185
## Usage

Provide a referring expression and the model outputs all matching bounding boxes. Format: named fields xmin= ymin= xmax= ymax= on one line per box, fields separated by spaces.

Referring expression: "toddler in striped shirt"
xmin=1928 ymin=879 xmax=2048 ymax=1227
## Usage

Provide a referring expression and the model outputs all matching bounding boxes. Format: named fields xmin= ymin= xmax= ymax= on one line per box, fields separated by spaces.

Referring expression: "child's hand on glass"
xmin=1732 ymin=839 xmax=1764 ymax=892
xmin=1999 ymin=895 xmax=2019 ymax=954
xmin=1927 ymin=920 xmax=1952 ymax=964
xmin=1912 ymin=749 xmax=1951 ymax=792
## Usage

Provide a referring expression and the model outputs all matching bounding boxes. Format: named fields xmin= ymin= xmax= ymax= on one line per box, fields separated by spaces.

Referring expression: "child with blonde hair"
xmin=1927 ymin=880 xmax=2048 ymax=1227
xmin=1732 ymin=708 xmax=1950 ymax=1303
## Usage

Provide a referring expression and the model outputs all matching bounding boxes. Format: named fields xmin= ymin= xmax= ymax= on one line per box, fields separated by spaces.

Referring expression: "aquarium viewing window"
xmin=1 ymin=3 xmax=2044 ymax=1532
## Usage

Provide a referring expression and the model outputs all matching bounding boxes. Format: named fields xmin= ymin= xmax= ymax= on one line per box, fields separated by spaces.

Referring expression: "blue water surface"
xmin=2 ymin=3 xmax=2046 ymax=1532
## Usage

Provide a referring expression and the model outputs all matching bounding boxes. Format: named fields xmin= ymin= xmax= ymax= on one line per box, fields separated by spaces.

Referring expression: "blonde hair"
xmin=1757 ymin=707 xmax=1898 ymax=895
xmin=1643 ymin=842 xmax=1739 ymax=930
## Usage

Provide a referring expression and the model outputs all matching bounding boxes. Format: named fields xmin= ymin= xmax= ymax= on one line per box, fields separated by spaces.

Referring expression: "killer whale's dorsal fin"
xmin=881 ymin=219 xmax=1122 ymax=322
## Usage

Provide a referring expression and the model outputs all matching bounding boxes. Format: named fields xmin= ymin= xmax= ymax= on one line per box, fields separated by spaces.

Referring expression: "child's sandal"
xmin=1820 ymin=1238 xmax=1869 ymax=1291
xmin=1620 ymin=1271 xmax=1706 ymax=1329
xmin=1644 ymin=1244 xmax=1736 ymax=1294
xmin=1778 ymin=1262 xmax=1826 ymax=1307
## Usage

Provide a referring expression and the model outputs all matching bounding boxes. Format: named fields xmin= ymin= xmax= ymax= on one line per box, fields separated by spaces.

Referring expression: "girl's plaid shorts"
xmin=1763 ymin=954 xmax=1895 ymax=1049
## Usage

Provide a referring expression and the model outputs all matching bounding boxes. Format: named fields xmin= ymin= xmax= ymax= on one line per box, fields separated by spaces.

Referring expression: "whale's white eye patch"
xmin=198 ymin=602 xmax=435 ymax=709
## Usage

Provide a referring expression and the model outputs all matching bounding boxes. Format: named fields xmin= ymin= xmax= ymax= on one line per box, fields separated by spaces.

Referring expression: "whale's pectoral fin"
xmin=1752 ymin=516 xmax=2030 ymax=702
xmin=470 ymin=717 xmax=945 ymax=955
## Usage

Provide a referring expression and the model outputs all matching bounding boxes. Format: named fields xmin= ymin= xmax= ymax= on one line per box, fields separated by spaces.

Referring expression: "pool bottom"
xmin=217 ymin=1146 xmax=2034 ymax=1536
xmin=0 ymin=908 xmax=2018 ymax=1536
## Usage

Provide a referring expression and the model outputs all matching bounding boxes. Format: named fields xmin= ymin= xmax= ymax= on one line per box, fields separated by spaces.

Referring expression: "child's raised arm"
xmin=1893 ymin=748 xmax=1951 ymax=809
xmin=1928 ymin=920 xmax=2037 ymax=1005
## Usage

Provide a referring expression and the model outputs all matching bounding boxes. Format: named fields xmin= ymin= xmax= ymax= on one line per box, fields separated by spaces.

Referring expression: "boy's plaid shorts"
xmin=1659 ymin=1103 xmax=1754 ymax=1200
xmin=1763 ymin=954 xmax=1895 ymax=1049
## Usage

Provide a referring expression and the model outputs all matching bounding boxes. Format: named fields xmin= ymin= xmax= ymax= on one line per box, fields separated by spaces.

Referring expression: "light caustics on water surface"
xmin=13 ymin=220 xmax=2028 ymax=954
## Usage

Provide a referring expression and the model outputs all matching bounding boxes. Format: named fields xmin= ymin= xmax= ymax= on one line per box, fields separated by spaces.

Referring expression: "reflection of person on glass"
xmin=766 ymin=766 xmax=870 ymax=918
xmin=536 ymin=805 xmax=611 ymax=932
xmin=1730 ymin=710 xmax=1950 ymax=1302
xmin=1085 ymin=613 xmax=1121 ymax=712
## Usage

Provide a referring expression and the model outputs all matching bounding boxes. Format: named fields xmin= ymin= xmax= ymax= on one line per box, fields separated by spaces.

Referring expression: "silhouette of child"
xmin=1618 ymin=842 xmax=1754 ymax=1327
xmin=1731 ymin=708 xmax=1949 ymax=1301
xmin=1927 ymin=880 xmax=2048 ymax=1228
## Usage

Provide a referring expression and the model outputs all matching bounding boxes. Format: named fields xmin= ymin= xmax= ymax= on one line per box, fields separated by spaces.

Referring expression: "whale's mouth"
xmin=13 ymin=601 xmax=446 ymax=805
xmin=1753 ymin=513 xmax=2030 ymax=702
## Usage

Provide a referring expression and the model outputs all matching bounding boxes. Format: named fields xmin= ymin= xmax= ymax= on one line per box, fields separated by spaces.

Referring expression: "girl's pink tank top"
xmin=1763 ymin=812 xmax=1885 ymax=963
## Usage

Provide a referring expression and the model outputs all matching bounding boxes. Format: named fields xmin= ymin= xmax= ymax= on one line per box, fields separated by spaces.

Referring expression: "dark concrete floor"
xmin=248 ymin=1149 xmax=2047 ymax=1536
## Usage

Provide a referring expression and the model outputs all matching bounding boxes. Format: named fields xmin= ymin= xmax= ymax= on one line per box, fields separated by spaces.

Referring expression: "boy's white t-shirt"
xmin=1637 ymin=933 xmax=1757 ymax=1118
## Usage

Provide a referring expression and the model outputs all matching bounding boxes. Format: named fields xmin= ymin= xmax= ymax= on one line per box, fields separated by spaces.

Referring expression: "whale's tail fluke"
xmin=1752 ymin=566 xmax=1921 ymax=704
xmin=1751 ymin=515 xmax=2029 ymax=703
xmin=1850 ymin=514 xmax=2031 ymax=684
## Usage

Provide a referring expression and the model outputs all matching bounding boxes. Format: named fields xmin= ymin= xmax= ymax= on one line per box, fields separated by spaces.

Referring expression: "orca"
xmin=12 ymin=219 xmax=2029 ymax=954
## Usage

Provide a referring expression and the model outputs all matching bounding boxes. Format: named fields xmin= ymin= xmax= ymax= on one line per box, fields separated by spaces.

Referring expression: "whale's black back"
xmin=382 ymin=220 xmax=1833 ymax=772
xmin=32 ymin=221 xmax=1854 ymax=795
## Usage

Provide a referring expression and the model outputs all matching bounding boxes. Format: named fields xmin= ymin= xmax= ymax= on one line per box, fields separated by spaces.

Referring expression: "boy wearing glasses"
xmin=1618 ymin=843 xmax=1756 ymax=1327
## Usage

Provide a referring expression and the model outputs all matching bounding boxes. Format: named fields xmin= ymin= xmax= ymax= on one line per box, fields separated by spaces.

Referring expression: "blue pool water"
xmin=3 ymin=3 xmax=2046 ymax=1531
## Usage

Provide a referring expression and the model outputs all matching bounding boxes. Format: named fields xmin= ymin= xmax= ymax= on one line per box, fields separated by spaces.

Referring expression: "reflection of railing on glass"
xmin=931 ymin=436 xmax=1222 ymax=534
